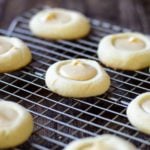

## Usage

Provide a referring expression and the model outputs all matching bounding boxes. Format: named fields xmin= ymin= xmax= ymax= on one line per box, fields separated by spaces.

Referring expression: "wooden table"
xmin=0 ymin=0 xmax=150 ymax=33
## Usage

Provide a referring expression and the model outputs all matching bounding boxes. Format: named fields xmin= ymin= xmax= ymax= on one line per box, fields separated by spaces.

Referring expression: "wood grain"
xmin=0 ymin=0 xmax=150 ymax=33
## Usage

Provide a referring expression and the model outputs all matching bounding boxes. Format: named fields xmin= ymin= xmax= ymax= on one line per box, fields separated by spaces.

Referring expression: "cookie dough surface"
xmin=45 ymin=59 xmax=110 ymax=98
xmin=97 ymin=32 xmax=150 ymax=70
xmin=29 ymin=8 xmax=90 ymax=40
xmin=64 ymin=134 xmax=136 ymax=150
xmin=127 ymin=92 xmax=150 ymax=134
xmin=0 ymin=100 xmax=33 ymax=148
xmin=0 ymin=36 xmax=32 ymax=73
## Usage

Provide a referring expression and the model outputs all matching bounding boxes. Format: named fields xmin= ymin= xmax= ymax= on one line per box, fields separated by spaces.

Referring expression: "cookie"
xmin=45 ymin=59 xmax=110 ymax=98
xmin=97 ymin=32 xmax=150 ymax=70
xmin=0 ymin=36 xmax=32 ymax=73
xmin=127 ymin=92 xmax=150 ymax=134
xmin=64 ymin=134 xmax=136 ymax=150
xmin=29 ymin=8 xmax=90 ymax=40
xmin=0 ymin=100 xmax=33 ymax=148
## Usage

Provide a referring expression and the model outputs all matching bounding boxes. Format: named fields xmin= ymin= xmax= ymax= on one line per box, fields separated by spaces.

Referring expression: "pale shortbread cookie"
xmin=0 ymin=36 xmax=32 ymax=73
xmin=29 ymin=8 xmax=90 ymax=40
xmin=64 ymin=134 xmax=136 ymax=150
xmin=97 ymin=32 xmax=150 ymax=70
xmin=45 ymin=59 xmax=110 ymax=98
xmin=127 ymin=92 xmax=150 ymax=134
xmin=0 ymin=100 xmax=33 ymax=148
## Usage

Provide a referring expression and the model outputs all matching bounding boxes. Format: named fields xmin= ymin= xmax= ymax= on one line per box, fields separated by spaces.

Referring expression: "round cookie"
xmin=0 ymin=36 xmax=32 ymax=73
xmin=29 ymin=8 xmax=90 ymax=40
xmin=0 ymin=100 xmax=33 ymax=148
xmin=64 ymin=134 xmax=136 ymax=150
xmin=127 ymin=92 xmax=150 ymax=134
xmin=97 ymin=32 xmax=150 ymax=70
xmin=45 ymin=59 xmax=110 ymax=98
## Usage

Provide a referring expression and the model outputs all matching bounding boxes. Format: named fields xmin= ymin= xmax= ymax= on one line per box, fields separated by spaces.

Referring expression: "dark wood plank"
xmin=85 ymin=0 xmax=119 ymax=22
xmin=136 ymin=0 xmax=150 ymax=33
xmin=60 ymin=0 xmax=86 ymax=13
xmin=0 ymin=0 xmax=149 ymax=33
xmin=0 ymin=0 xmax=7 ymax=22
xmin=0 ymin=0 xmax=61 ymax=28
xmin=119 ymin=0 xmax=142 ymax=31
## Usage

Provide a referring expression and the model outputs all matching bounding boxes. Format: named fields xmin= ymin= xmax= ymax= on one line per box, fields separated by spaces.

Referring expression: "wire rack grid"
xmin=0 ymin=6 xmax=150 ymax=150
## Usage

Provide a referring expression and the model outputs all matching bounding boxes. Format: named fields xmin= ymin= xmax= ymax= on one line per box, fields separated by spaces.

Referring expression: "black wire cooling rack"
xmin=0 ymin=6 xmax=150 ymax=150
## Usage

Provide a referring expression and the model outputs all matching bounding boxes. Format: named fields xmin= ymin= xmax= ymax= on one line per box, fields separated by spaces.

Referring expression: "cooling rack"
xmin=0 ymin=6 xmax=150 ymax=150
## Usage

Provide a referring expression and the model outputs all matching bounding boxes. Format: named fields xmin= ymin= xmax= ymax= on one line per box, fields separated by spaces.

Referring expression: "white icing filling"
xmin=59 ymin=60 xmax=97 ymax=81
xmin=42 ymin=11 xmax=71 ymax=24
xmin=0 ymin=39 xmax=13 ymax=54
xmin=141 ymin=99 xmax=150 ymax=114
xmin=0 ymin=107 xmax=18 ymax=127
xmin=114 ymin=36 xmax=145 ymax=50
xmin=79 ymin=142 xmax=111 ymax=150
